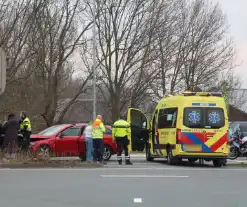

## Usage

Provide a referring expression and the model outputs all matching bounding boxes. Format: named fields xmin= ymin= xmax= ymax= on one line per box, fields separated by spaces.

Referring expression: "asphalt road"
xmin=0 ymin=157 xmax=247 ymax=207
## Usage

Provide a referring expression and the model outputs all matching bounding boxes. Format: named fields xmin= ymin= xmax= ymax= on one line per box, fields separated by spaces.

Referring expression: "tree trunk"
xmin=111 ymin=95 xmax=120 ymax=122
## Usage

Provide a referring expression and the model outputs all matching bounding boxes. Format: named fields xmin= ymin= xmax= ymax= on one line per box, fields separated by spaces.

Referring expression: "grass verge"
xmin=226 ymin=161 xmax=247 ymax=167
xmin=0 ymin=152 xmax=104 ymax=168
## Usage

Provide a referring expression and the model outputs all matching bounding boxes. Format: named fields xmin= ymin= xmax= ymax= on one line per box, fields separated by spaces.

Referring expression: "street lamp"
xmin=92 ymin=0 xmax=97 ymax=120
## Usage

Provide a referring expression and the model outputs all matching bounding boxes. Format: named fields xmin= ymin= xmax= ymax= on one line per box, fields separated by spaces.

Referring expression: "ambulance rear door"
xmin=127 ymin=108 xmax=149 ymax=152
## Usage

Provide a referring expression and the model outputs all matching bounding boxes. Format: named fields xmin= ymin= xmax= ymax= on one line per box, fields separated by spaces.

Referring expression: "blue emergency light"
xmin=192 ymin=103 xmax=216 ymax=106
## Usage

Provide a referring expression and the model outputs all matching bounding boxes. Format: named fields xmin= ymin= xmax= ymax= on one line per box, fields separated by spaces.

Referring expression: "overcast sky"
xmin=216 ymin=0 xmax=247 ymax=88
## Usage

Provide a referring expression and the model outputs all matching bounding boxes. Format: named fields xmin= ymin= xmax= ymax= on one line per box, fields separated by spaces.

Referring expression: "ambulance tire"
xmin=146 ymin=143 xmax=154 ymax=161
xmin=167 ymin=149 xmax=177 ymax=165
xmin=213 ymin=159 xmax=223 ymax=167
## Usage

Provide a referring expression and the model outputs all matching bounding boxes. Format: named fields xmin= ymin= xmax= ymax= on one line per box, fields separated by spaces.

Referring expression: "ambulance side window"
xmin=158 ymin=108 xmax=178 ymax=129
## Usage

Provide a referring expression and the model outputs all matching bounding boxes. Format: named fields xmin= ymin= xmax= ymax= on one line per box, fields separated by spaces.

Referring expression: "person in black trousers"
xmin=1 ymin=113 xmax=19 ymax=159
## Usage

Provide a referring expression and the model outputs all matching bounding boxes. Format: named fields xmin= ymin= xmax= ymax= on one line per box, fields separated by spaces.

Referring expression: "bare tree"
xmin=28 ymin=0 xmax=93 ymax=126
xmin=176 ymin=0 xmax=234 ymax=91
xmin=148 ymin=0 xmax=182 ymax=98
xmin=84 ymin=0 xmax=168 ymax=121
xmin=149 ymin=0 xmax=235 ymax=99
xmin=0 ymin=0 xmax=44 ymax=118
xmin=209 ymin=70 xmax=247 ymax=111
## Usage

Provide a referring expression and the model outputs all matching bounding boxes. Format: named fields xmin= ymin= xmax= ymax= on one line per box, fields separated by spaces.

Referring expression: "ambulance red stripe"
xmin=180 ymin=133 xmax=193 ymax=144
xmin=209 ymin=134 xmax=228 ymax=152
xmin=193 ymin=132 xmax=204 ymax=142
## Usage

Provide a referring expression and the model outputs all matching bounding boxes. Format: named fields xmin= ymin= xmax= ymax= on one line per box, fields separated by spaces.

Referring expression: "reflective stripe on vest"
xmin=92 ymin=119 xmax=105 ymax=139
xmin=113 ymin=120 xmax=130 ymax=137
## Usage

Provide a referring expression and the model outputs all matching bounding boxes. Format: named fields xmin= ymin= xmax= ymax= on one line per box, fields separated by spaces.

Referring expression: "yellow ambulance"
xmin=127 ymin=91 xmax=229 ymax=167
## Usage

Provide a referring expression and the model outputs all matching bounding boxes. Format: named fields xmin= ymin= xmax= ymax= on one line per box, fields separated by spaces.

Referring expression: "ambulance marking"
xmin=204 ymin=132 xmax=216 ymax=143
xmin=209 ymin=134 xmax=228 ymax=152
xmin=192 ymin=132 xmax=205 ymax=142
xmin=182 ymin=132 xmax=213 ymax=152
xmin=180 ymin=133 xmax=193 ymax=144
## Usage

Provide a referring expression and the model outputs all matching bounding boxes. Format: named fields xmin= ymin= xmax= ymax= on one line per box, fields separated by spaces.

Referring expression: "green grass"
xmin=227 ymin=162 xmax=247 ymax=167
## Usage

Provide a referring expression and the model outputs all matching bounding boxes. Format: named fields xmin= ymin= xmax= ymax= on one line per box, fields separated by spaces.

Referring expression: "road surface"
xmin=0 ymin=156 xmax=246 ymax=207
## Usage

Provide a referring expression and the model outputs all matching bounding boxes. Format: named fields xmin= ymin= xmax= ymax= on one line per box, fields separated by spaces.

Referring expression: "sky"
xmin=216 ymin=0 xmax=247 ymax=89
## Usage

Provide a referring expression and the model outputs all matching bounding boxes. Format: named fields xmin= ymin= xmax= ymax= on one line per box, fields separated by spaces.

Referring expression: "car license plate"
xmin=184 ymin=144 xmax=202 ymax=152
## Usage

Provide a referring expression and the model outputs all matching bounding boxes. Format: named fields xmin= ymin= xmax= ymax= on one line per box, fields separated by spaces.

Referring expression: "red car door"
xmin=55 ymin=126 xmax=81 ymax=156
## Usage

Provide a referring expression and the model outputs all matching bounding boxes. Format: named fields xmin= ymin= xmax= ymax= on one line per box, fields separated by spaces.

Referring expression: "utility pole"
xmin=0 ymin=48 xmax=6 ymax=96
xmin=92 ymin=1 xmax=97 ymax=120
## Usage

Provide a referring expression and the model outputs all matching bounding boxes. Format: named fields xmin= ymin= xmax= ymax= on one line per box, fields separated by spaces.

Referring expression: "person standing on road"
xmin=112 ymin=116 xmax=132 ymax=165
xmin=83 ymin=121 xmax=93 ymax=163
xmin=19 ymin=111 xmax=32 ymax=152
xmin=1 ymin=113 xmax=19 ymax=159
xmin=92 ymin=115 xmax=106 ymax=164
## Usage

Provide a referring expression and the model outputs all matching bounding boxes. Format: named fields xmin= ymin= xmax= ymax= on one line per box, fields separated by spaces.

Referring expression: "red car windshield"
xmin=38 ymin=125 xmax=66 ymax=136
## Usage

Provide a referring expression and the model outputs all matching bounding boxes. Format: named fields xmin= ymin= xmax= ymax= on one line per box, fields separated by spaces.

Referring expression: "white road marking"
xmin=0 ymin=167 xmax=247 ymax=171
xmin=134 ymin=198 xmax=143 ymax=203
xmin=100 ymin=175 xmax=189 ymax=178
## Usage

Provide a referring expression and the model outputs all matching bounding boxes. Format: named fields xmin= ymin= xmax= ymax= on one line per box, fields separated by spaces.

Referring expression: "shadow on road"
xmin=108 ymin=157 xmax=217 ymax=168
xmin=152 ymin=160 xmax=220 ymax=168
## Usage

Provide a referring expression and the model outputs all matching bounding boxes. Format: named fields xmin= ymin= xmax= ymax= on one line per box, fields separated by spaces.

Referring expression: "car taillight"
xmin=176 ymin=129 xmax=181 ymax=144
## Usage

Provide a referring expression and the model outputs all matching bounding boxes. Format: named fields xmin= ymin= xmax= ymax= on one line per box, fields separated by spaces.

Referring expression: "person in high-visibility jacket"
xmin=92 ymin=115 xmax=106 ymax=164
xmin=112 ymin=116 xmax=132 ymax=165
xmin=19 ymin=111 xmax=32 ymax=152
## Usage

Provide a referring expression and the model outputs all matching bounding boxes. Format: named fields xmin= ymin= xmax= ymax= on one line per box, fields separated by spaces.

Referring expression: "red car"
xmin=30 ymin=123 xmax=117 ymax=161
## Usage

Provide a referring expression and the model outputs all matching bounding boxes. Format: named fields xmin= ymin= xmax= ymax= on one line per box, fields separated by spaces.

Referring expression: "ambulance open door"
xmin=127 ymin=108 xmax=149 ymax=152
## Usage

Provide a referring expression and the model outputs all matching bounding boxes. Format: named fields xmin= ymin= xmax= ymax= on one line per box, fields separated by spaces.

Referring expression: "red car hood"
xmin=31 ymin=134 xmax=51 ymax=140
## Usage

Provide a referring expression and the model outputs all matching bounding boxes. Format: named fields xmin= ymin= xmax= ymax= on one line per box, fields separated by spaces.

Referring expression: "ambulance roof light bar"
xmin=209 ymin=92 xmax=223 ymax=97
xmin=183 ymin=91 xmax=196 ymax=96
xmin=196 ymin=92 xmax=223 ymax=97
xmin=183 ymin=91 xmax=223 ymax=97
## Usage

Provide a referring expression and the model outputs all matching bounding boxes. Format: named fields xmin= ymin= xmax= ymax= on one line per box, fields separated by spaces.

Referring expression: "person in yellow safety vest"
xmin=112 ymin=115 xmax=133 ymax=165
xmin=92 ymin=115 xmax=106 ymax=164
xmin=19 ymin=111 xmax=32 ymax=152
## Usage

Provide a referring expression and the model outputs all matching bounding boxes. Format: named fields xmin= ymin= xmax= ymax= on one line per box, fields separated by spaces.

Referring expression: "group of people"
xmin=83 ymin=114 xmax=133 ymax=165
xmin=0 ymin=112 xmax=31 ymax=160
xmin=0 ymin=111 xmax=132 ymax=164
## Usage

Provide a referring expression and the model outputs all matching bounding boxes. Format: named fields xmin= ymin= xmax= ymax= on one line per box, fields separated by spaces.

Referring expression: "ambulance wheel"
xmin=213 ymin=160 xmax=222 ymax=167
xmin=167 ymin=149 xmax=177 ymax=165
xmin=146 ymin=143 xmax=154 ymax=161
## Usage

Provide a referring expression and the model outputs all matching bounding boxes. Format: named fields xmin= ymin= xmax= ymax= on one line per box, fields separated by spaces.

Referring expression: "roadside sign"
xmin=0 ymin=47 xmax=6 ymax=95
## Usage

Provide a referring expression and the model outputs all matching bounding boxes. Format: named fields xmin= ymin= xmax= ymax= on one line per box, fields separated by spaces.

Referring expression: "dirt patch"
xmin=0 ymin=159 xmax=105 ymax=168
xmin=0 ymin=153 xmax=105 ymax=168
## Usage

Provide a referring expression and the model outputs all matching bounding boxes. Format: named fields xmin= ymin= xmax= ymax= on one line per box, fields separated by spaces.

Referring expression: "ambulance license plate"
xmin=184 ymin=144 xmax=202 ymax=152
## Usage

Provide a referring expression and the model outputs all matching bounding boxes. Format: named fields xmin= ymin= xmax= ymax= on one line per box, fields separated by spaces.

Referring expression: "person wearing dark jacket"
xmin=1 ymin=113 xmax=19 ymax=159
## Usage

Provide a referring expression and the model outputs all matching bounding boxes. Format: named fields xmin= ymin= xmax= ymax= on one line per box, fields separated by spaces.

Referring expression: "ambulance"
xmin=127 ymin=91 xmax=229 ymax=167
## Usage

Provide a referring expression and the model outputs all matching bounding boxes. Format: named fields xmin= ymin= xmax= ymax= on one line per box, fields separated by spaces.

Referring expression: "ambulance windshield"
xmin=183 ymin=107 xmax=225 ymax=129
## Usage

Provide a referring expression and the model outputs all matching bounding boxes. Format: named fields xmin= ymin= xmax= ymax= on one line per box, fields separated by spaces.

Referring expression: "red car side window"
xmin=105 ymin=128 xmax=112 ymax=135
xmin=61 ymin=127 xmax=80 ymax=136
